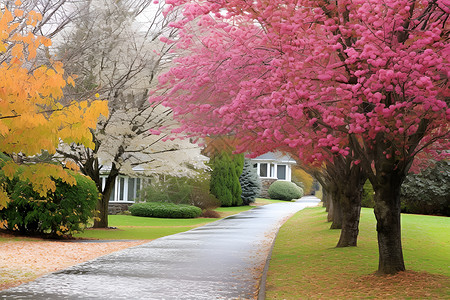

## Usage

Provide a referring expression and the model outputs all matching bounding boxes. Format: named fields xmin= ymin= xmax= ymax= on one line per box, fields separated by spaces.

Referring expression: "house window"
xmin=128 ymin=178 xmax=135 ymax=201
xmin=108 ymin=179 xmax=116 ymax=201
xmin=259 ymin=163 xmax=268 ymax=177
xmin=118 ymin=177 xmax=126 ymax=201
xmin=127 ymin=178 xmax=141 ymax=202
xmin=277 ymin=165 xmax=287 ymax=180
xmin=102 ymin=175 xmax=142 ymax=202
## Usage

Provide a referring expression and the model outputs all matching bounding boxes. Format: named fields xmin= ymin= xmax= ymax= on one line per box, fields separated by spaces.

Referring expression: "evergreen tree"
xmin=239 ymin=160 xmax=262 ymax=205
xmin=209 ymin=151 xmax=244 ymax=207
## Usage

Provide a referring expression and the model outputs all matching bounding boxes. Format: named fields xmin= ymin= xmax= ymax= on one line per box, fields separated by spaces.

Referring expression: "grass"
xmin=265 ymin=207 xmax=450 ymax=299
xmin=74 ymin=215 xmax=219 ymax=240
xmin=73 ymin=198 xmax=282 ymax=240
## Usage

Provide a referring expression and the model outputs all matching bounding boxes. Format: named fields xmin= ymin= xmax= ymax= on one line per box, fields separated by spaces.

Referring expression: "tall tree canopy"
xmin=0 ymin=5 xmax=108 ymax=209
xmin=153 ymin=0 xmax=449 ymax=274
xmin=52 ymin=0 xmax=207 ymax=228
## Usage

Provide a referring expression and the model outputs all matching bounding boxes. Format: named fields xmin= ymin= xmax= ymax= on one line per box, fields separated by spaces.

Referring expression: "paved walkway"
xmin=1 ymin=197 xmax=320 ymax=299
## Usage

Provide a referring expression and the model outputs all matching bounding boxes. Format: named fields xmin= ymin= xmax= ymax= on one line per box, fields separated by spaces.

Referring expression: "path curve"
xmin=1 ymin=197 xmax=320 ymax=299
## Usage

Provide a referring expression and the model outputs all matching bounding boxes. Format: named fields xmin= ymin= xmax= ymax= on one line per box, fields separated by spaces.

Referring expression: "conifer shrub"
xmin=268 ymin=180 xmax=303 ymax=201
xmin=0 ymin=171 xmax=98 ymax=236
xmin=129 ymin=202 xmax=202 ymax=218
xmin=209 ymin=152 xmax=244 ymax=207
xmin=239 ymin=159 xmax=261 ymax=205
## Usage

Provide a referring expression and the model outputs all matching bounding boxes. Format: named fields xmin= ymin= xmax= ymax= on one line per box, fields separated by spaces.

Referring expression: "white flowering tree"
xmin=53 ymin=0 xmax=207 ymax=228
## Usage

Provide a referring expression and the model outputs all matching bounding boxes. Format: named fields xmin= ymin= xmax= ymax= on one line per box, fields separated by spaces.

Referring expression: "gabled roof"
xmin=250 ymin=151 xmax=296 ymax=164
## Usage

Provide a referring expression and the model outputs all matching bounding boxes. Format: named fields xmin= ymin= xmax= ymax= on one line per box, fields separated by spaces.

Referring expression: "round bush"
xmin=0 ymin=171 xmax=99 ymax=236
xmin=268 ymin=181 xmax=304 ymax=201
xmin=129 ymin=202 xmax=202 ymax=218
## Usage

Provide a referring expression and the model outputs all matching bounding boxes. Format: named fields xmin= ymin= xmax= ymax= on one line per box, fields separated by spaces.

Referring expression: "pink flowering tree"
xmin=153 ymin=0 xmax=449 ymax=274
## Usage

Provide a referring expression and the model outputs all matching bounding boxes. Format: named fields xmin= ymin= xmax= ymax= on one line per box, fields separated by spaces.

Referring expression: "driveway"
xmin=0 ymin=197 xmax=320 ymax=299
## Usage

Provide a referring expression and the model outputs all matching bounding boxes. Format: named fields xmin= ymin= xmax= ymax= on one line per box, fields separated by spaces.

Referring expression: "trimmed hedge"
xmin=361 ymin=161 xmax=450 ymax=216
xmin=0 ymin=171 xmax=98 ymax=236
xmin=129 ymin=202 xmax=202 ymax=218
xmin=268 ymin=181 xmax=304 ymax=201
xmin=401 ymin=160 xmax=450 ymax=216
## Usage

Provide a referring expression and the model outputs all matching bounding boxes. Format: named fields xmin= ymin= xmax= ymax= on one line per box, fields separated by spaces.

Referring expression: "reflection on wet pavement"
xmin=0 ymin=197 xmax=320 ymax=299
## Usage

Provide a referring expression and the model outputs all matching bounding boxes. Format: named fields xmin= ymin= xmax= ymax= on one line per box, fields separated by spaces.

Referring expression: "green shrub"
xmin=201 ymin=209 xmax=221 ymax=218
xmin=400 ymin=161 xmax=450 ymax=216
xmin=142 ymin=176 xmax=192 ymax=204
xmin=268 ymin=181 xmax=304 ymax=201
xmin=129 ymin=202 xmax=202 ymax=218
xmin=0 ymin=171 xmax=98 ymax=236
xmin=239 ymin=159 xmax=261 ymax=205
xmin=189 ymin=179 xmax=221 ymax=210
xmin=209 ymin=151 xmax=244 ymax=207
xmin=141 ymin=175 xmax=221 ymax=210
xmin=361 ymin=180 xmax=375 ymax=208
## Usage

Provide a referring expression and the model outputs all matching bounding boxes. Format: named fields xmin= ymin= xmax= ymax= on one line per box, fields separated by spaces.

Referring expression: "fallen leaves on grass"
xmin=267 ymin=270 xmax=449 ymax=299
xmin=346 ymin=270 xmax=450 ymax=299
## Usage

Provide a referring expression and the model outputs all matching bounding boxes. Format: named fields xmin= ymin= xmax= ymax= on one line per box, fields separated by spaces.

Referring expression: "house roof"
xmin=250 ymin=152 xmax=296 ymax=164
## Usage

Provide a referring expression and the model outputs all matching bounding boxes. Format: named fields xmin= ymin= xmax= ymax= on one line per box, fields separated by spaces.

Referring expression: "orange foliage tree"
xmin=0 ymin=4 xmax=108 ymax=209
xmin=291 ymin=167 xmax=314 ymax=195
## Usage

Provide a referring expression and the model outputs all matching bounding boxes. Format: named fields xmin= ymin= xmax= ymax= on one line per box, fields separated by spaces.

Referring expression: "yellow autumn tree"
xmin=0 ymin=4 xmax=108 ymax=209
xmin=292 ymin=166 xmax=314 ymax=195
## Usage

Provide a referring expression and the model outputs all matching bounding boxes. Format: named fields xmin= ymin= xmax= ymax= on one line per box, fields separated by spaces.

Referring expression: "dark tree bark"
xmin=336 ymin=166 xmax=365 ymax=247
xmin=373 ymin=167 xmax=406 ymax=274
xmin=336 ymin=196 xmax=361 ymax=247
xmin=329 ymin=183 xmax=342 ymax=229
xmin=321 ymin=187 xmax=330 ymax=211
xmin=324 ymin=166 xmax=343 ymax=230
xmin=326 ymin=191 xmax=334 ymax=221
xmin=93 ymin=165 xmax=119 ymax=228
xmin=349 ymin=133 xmax=413 ymax=274
xmin=323 ymin=155 xmax=366 ymax=247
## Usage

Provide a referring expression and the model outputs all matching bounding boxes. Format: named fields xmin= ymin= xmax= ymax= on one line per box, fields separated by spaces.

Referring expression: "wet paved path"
xmin=1 ymin=197 xmax=320 ymax=299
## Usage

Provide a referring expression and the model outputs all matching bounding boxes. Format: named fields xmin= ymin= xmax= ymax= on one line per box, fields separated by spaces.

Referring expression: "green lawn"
xmin=265 ymin=207 xmax=450 ymax=299
xmin=74 ymin=198 xmax=282 ymax=240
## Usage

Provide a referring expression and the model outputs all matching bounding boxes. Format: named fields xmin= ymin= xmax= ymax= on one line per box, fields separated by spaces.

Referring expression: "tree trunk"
xmin=336 ymin=181 xmax=363 ymax=247
xmin=94 ymin=193 xmax=110 ymax=228
xmin=335 ymin=164 xmax=365 ymax=247
xmin=323 ymin=188 xmax=330 ymax=211
xmin=373 ymin=179 xmax=405 ymax=274
xmin=326 ymin=194 xmax=334 ymax=221
xmin=93 ymin=164 xmax=119 ymax=228
xmin=329 ymin=194 xmax=342 ymax=229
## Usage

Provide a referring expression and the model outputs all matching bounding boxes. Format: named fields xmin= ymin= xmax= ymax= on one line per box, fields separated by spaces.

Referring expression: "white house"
xmin=250 ymin=151 xmax=296 ymax=181
xmin=100 ymin=168 xmax=146 ymax=203
xmin=250 ymin=152 xmax=297 ymax=197
xmin=101 ymin=146 xmax=210 ymax=213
